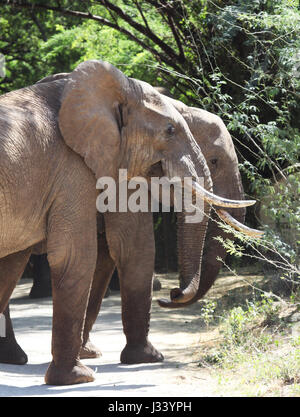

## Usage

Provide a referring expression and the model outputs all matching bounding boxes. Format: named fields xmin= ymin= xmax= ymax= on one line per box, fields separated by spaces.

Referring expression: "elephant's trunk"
xmin=158 ymin=169 xmax=253 ymax=309
xmin=157 ymin=144 xmax=262 ymax=308
xmin=158 ymin=207 xmax=245 ymax=308
xmin=174 ymin=204 xmax=211 ymax=302
xmin=158 ymin=148 xmax=213 ymax=307
xmin=158 ymin=208 xmax=210 ymax=308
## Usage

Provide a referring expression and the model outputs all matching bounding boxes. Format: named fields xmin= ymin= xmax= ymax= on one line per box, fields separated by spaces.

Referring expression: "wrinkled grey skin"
xmin=0 ymin=60 xmax=218 ymax=385
xmin=2 ymin=77 xmax=245 ymax=367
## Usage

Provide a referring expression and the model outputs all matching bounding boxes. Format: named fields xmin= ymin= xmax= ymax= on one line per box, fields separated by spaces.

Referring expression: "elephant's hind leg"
xmin=0 ymin=305 xmax=28 ymax=365
xmin=0 ymin=248 xmax=32 ymax=364
xmin=80 ymin=232 xmax=116 ymax=359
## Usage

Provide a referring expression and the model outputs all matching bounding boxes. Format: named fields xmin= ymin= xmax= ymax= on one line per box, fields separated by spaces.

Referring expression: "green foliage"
xmin=199 ymin=296 xmax=300 ymax=395
xmin=200 ymin=296 xmax=282 ymax=367
xmin=0 ymin=0 xmax=299 ymax=275
xmin=0 ymin=4 xmax=75 ymax=90
xmin=187 ymin=0 xmax=300 ymax=275
xmin=199 ymin=299 xmax=217 ymax=327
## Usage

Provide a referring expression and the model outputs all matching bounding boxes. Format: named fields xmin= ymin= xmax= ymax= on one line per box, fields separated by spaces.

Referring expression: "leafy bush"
xmin=0 ymin=0 xmax=299 ymax=278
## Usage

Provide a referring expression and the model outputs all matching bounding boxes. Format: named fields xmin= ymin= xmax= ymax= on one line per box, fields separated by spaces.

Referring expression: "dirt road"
xmin=0 ymin=276 xmax=219 ymax=397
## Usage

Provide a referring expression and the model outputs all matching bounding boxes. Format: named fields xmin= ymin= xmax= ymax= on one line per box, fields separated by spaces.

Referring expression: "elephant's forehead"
xmin=189 ymin=110 xmax=229 ymax=142
xmin=189 ymin=114 xmax=222 ymax=144
xmin=186 ymin=113 xmax=235 ymax=160
xmin=133 ymin=79 xmax=181 ymax=119
xmin=198 ymin=130 xmax=233 ymax=156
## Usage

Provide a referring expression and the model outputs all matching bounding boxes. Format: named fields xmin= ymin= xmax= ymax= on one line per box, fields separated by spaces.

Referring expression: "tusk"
xmin=217 ymin=209 xmax=264 ymax=238
xmin=191 ymin=180 xmax=257 ymax=208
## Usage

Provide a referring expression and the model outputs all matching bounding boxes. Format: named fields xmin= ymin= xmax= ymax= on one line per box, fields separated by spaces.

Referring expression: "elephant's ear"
xmin=58 ymin=60 xmax=128 ymax=180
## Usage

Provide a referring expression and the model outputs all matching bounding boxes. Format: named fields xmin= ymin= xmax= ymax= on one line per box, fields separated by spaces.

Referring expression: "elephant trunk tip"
xmin=157 ymin=287 xmax=198 ymax=309
xmin=157 ymin=297 xmax=197 ymax=309
xmin=157 ymin=298 xmax=180 ymax=308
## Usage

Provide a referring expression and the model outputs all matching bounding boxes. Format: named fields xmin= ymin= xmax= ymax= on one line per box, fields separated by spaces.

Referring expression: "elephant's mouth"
xmin=146 ymin=161 xmax=164 ymax=177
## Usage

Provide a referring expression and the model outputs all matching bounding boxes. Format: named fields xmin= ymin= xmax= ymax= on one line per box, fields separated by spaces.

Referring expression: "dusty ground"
xmin=0 ymin=271 xmax=273 ymax=397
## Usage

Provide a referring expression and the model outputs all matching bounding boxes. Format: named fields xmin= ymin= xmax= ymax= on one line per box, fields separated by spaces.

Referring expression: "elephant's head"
xmin=57 ymin=61 xmax=211 ymax=183
xmin=156 ymin=96 xmax=263 ymax=308
xmin=38 ymin=61 xmax=257 ymax=307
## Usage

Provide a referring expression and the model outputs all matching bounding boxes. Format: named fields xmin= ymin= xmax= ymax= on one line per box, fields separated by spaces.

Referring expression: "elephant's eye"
xmin=211 ymin=158 xmax=218 ymax=165
xmin=166 ymin=123 xmax=175 ymax=136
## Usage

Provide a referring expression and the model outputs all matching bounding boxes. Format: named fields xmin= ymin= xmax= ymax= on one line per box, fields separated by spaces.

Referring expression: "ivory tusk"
xmin=191 ymin=180 xmax=257 ymax=208
xmin=217 ymin=209 xmax=264 ymax=238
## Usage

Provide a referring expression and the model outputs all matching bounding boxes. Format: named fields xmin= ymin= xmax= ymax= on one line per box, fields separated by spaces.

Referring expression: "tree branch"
xmin=30 ymin=11 xmax=48 ymax=41
xmin=166 ymin=13 xmax=185 ymax=62
xmin=96 ymin=0 xmax=182 ymax=61
xmin=133 ymin=0 xmax=151 ymax=32
xmin=2 ymin=0 xmax=184 ymax=72
xmin=146 ymin=1 xmax=198 ymax=44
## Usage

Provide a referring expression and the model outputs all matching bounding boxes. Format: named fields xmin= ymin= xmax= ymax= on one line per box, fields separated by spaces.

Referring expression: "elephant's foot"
xmin=0 ymin=337 xmax=28 ymax=365
xmin=120 ymin=341 xmax=164 ymax=364
xmin=80 ymin=339 xmax=102 ymax=359
xmin=45 ymin=360 xmax=95 ymax=385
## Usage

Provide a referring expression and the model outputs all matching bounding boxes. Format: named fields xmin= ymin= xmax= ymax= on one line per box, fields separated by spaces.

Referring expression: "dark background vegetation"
xmin=0 ymin=0 xmax=299 ymax=272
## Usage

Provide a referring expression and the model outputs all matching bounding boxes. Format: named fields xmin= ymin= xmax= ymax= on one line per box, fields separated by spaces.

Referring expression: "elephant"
xmin=0 ymin=70 xmax=262 ymax=378
xmin=0 ymin=59 xmax=257 ymax=385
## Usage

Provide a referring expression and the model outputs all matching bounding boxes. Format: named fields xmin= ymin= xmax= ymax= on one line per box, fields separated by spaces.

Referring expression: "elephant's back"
xmin=0 ymin=83 xmax=66 ymax=173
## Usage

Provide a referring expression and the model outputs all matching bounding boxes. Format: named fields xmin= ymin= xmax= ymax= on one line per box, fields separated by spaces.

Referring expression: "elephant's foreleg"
xmin=80 ymin=232 xmax=116 ymax=359
xmin=0 ymin=248 xmax=32 ymax=364
xmin=105 ymin=211 xmax=164 ymax=364
xmin=44 ymin=191 xmax=97 ymax=386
